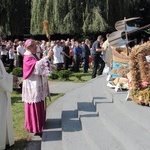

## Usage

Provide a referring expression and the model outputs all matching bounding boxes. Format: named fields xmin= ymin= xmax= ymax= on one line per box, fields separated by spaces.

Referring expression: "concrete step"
xmin=102 ymin=80 xmax=150 ymax=132
xmin=62 ymin=101 xmax=91 ymax=150
xmin=76 ymin=84 xmax=97 ymax=117
xmin=77 ymin=84 xmax=125 ymax=150
xmin=61 ymin=85 xmax=93 ymax=150
xmin=96 ymin=102 xmax=150 ymax=150
xmin=41 ymin=96 xmax=66 ymax=150
xmin=80 ymin=116 xmax=126 ymax=150
xmin=61 ymin=77 xmax=125 ymax=150
xmin=42 ymin=82 xmax=85 ymax=150
xmin=113 ymin=92 xmax=150 ymax=131
xmin=61 ymin=75 xmax=120 ymax=150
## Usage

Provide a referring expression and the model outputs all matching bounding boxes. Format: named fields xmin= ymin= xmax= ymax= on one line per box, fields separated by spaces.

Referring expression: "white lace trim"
xmin=22 ymin=56 xmax=51 ymax=103
xmin=34 ymin=57 xmax=51 ymax=76
xmin=22 ymin=82 xmax=49 ymax=103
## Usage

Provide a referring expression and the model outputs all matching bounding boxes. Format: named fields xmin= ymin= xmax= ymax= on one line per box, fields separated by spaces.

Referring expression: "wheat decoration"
xmin=43 ymin=20 xmax=50 ymax=41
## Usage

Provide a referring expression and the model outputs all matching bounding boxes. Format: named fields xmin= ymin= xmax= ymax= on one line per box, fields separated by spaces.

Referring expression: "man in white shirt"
xmin=9 ymin=45 xmax=15 ymax=71
xmin=17 ymin=41 xmax=25 ymax=67
xmin=53 ymin=41 xmax=64 ymax=71
xmin=36 ymin=41 xmax=42 ymax=59
xmin=102 ymin=34 xmax=113 ymax=68
xmin=40 ymin=40 xmax=46 ymax=52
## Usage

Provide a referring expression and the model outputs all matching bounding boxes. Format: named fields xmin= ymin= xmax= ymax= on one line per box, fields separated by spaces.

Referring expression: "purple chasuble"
xmin=23 ymin=55 xmax=37 ymax=79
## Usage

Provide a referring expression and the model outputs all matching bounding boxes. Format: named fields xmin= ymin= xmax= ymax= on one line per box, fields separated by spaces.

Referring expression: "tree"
xmin=0 ymin=0 xmax=149 ymax=37
xmin=30 ymin=0 xmax=109 ymax=35
xmin=0 ymin=0 xmax=11 ymax=36
xmin=0 ymin=0 xmax=31 ymax=37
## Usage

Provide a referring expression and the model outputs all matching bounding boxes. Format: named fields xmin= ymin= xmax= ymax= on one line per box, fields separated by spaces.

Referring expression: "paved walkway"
xmin=49 ymin=81 xmax=83 ymax=93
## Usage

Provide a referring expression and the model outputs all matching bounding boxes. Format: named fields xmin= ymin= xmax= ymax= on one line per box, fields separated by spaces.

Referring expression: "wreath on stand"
xmin=129 ymin=42 xmax=150 ymax=106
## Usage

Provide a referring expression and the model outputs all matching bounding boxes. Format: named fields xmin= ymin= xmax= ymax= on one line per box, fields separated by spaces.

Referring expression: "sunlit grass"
xmin=48 ymin=68 xmax=92 ymax=82
xmin=69 ymin=71 xmax=92 ymax=82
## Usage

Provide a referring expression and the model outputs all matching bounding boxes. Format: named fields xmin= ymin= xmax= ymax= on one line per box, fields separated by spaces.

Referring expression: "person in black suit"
xmin=91 ymin=35 xmax=105 ymax=78
xmin=82 ymin=39 xmax=91 ymax=73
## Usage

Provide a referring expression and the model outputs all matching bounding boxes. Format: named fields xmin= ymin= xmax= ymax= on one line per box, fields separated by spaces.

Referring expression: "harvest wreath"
xmin=112 ymin=47 xmax=131 ymax=64
xmin=129 ymin=42 xmax=150 ymax=106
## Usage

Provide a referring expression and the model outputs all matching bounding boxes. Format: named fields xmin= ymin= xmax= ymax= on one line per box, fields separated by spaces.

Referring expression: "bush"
xmin=50 ymin=71 xmax=59 ymax=80
xmin=75 ymin=74 xmax=82 ymax=80
xmin=5 ymin=67 xmax=11 ymax=73
xmin=12 ymin=67 xmax=23 ymax=77
xmin=58 ymin=70 xmax=70 ymax=80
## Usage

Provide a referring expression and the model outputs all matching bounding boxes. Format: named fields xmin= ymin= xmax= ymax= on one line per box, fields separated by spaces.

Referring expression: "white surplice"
xmin=0 ymin=60 xmax=14 ymax=150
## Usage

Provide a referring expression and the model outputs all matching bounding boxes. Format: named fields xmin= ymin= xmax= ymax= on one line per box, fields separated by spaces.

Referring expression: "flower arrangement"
xmin=129 ymin=43 xmax=150 ymax=106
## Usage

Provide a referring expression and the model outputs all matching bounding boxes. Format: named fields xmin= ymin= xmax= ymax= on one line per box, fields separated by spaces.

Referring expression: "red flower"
xmin=141 ymin=82 xmax=149 ymax=89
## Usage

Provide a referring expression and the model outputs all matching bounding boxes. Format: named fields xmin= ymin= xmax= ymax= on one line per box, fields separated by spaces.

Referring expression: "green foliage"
xmin=50 ymin=70 xmax=59 ymax=80
xmin=5 ymin=67 xmax=11 ymax=73
xmin=30 ymin=0 xmax=46 ymax=34
xmin=58 ymin=70 xmax=70 ymax=80
xmin=12 ymin=67 xmax=23 ymax=77
xmin=31 ymin=0 xmax=136 ymax=35
xmin=1 ymin=0 xmax=150 ymax=36
xmin=83 ymin=7 xmax=108 ymax=33
xmin=75 ymin=73 xmax=82 ymax=80
xmin=30 ymin=0 xmax=111 ymax=35
xmin=0 ymin=0 xmax=30 ymax=36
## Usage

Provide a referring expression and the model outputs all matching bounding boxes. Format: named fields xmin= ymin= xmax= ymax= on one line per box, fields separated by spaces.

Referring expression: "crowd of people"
xmin=0 ymin=35 xmax=110 ymax=77
xmin=1 ymin=35 xmax=149 ymax=78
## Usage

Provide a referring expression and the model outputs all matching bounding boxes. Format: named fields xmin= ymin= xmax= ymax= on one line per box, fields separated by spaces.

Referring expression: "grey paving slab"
xmin=27 ymin=141 xmax=41 ymax=150
xmin=62 ymin=118 xmax=91 ymax=150
xmin=49 ymin=81 xmax=83 ymax=93
xmin=62 ymin=106 xmax=92 ymax=150
xmin=113 ymin=92 xmax=150 ymax=131
xmin=80 ymin=116 xmax=126 ymax=150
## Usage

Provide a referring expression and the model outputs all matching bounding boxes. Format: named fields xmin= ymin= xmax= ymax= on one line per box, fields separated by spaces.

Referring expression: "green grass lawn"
xmin=7 ymin=91 xmax=63 ymax=150
xmin=49 ymin=68 xmax=92 ymax=82
xmin=69 ymin=71 xmax=92 ymax=82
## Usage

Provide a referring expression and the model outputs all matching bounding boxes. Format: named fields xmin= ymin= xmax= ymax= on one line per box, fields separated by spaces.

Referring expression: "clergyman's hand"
xmin=47 ymin=49 xmax=53 ymax=59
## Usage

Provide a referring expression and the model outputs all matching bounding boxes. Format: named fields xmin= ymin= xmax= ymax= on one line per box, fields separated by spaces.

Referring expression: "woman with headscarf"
xmin=22 ymin=39 xmax=53 ymax=136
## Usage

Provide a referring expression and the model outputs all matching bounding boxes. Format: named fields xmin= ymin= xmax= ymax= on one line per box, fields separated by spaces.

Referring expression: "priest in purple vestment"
xmin=22 ymin=39 xmax=53 ymax=136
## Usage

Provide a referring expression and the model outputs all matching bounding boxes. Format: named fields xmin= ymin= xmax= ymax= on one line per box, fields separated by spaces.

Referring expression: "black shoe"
xmin=34 ymin=132 xmax=43 ymax=137
xmin=98 ymin=73 xmax=102 ymax=76
xmin=91 ymin=76 xmax=96 ymax=79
